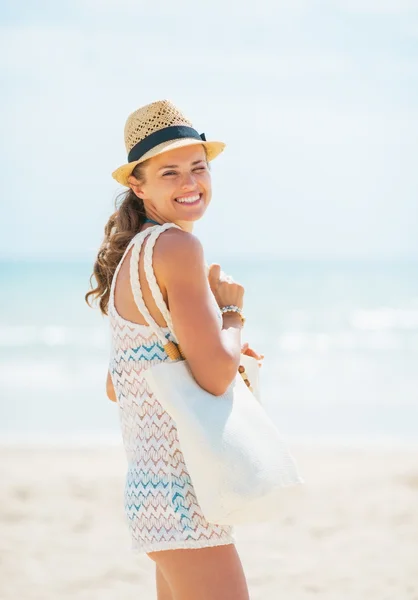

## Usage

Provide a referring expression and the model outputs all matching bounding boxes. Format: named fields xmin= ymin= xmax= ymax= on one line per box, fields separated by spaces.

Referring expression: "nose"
xmin=180 ymin=171 xmax=197 ymax=190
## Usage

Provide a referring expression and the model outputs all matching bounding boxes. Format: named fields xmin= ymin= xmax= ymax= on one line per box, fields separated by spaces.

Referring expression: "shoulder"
xmin=153 ymin=227 xmax=204 ymax=265
xmin=152 ymin=226 xmax=205 ymax=282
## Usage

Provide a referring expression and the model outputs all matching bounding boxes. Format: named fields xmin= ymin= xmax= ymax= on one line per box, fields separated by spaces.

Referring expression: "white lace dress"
xmin=108 ymin=224 xmax=235 ymax=553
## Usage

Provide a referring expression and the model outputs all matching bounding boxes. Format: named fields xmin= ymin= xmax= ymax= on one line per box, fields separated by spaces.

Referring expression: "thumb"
xmin=208 ymin=263 xmax=221 ymax=291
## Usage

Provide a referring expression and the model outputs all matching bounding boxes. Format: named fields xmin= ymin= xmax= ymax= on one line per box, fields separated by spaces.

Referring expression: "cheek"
xmin=155 ymin=179 xmax=176 ymax=199
xmin=203 ymin=186 xmax=212 ymax=206
xmin=144 ymin=182 xmax=172 ymax=207
xmin=201 ymin=173 xmax=212 ymax=192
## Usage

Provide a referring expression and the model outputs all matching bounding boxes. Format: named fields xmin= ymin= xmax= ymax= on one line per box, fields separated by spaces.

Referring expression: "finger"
xmin=208 ymin=263 xmax=221 ymax=290
xmin=243 ymin=348 xmax=256 ymax=358
xmin=208 ymin=263 xmax=221 ymax=279
xmin=247 ymin=348 xmax=264 ymax=359
xmin=243 ymin=347 xmax=263 ymax=360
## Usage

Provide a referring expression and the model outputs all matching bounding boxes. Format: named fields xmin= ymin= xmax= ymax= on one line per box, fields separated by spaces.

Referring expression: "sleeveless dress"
xmin=108 ymin=224 xmax=235 ymax=553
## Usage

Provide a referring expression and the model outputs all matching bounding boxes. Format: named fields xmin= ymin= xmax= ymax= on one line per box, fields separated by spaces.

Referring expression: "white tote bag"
xmin=131 ymin=224 xmax=304 ymax=525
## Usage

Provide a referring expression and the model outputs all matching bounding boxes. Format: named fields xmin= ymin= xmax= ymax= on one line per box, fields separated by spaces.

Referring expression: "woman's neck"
xmin=144 ymin=216 xmax=194 ymax=233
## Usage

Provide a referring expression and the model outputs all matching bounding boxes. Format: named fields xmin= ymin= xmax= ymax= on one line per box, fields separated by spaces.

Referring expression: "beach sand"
xmin=0 ymin=444 xmax=417 ymax=600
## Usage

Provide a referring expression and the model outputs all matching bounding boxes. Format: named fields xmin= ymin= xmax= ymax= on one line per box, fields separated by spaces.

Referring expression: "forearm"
xmin=218 ymin=311 xmax=244 ymax=378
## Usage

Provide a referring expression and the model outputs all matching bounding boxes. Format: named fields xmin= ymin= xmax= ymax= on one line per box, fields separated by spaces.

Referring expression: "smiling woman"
xmin=85 ymin=99 xmax=254 ymax=600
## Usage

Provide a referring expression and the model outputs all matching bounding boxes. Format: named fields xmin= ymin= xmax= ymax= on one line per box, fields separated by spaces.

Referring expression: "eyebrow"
xmin=158 ymin=159 xmax=206 ymax=172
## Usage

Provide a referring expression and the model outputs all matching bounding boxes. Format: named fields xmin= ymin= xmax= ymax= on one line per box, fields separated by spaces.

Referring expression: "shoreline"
xmin=1 ymin=433 xmax=418 ymax=450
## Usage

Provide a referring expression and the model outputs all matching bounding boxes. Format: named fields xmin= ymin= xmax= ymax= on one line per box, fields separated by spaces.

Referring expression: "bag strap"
xmin=143 ymin=223 xmax=180 ymax=342
xmin=142 ymin=228 xmax=225 ymax=334
xmin=129 ymin=223 xmax=184 ymax=361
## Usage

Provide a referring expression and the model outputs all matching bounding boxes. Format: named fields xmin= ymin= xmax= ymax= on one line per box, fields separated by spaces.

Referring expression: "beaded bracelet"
xmin=220 ymin=305 xmax=246 ymax=325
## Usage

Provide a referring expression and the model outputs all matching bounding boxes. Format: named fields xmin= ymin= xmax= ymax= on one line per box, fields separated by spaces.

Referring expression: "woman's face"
xmin=128 ymin=144 xmax=212 ymax=228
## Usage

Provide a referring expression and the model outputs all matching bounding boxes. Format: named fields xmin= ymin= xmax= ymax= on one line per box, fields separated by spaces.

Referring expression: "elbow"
xmin=205 ymin=381 xmax=231 ymax=397
xmin=194 ymin=352 xmax=239 ymax=397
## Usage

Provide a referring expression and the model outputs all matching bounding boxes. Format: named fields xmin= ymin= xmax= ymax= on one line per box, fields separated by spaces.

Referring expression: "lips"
xmin=175 ymin=193 xmax=202 ymax=205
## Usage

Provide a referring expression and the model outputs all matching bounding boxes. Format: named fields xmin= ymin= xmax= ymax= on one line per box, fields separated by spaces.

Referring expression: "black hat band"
xmin=128 ymin=125 xmax=207 ymax=163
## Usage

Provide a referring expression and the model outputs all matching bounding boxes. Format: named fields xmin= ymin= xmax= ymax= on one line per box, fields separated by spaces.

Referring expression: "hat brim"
xmin=111 ymin=138 xmax=226 ymax=187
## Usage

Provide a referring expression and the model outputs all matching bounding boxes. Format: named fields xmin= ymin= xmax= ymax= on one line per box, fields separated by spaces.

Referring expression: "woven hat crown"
xmin=124 ymin=100 xmax=194 ymax=154
xmin=112 ymin=99 xmax=225 ymax=187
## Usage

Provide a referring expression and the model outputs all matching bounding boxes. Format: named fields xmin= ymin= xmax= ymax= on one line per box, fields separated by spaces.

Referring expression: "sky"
xmin=1 ymin=0 xmax=417 ymax=260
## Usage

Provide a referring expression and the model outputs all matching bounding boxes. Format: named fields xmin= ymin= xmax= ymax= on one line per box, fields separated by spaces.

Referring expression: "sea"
xmin=1 ymin=257 xmax=417 ymax=447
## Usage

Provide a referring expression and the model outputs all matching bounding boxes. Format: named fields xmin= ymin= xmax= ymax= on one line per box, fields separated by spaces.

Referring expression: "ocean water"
xmin=1 ymin=257 xmax=417 ymax=446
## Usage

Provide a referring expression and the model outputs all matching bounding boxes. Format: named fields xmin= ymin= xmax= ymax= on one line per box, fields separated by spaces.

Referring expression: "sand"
xmin=0 ymin=443 xmax=417 ymax=600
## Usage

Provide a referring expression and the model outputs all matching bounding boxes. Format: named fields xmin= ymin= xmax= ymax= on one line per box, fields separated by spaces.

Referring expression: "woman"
xmin=86 ymin=100 xmax=263 ymax=600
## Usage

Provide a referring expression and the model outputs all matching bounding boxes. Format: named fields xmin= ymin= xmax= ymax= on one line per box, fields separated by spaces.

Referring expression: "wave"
xmin=0 ymin=360 xmax=106 ymax=388
xmin=1 ymin=309 xmax=418 ymax=353
xmin=0 ymin=431 xmax=416 ymax=449
xmin=277 ymin=330 xmax=417 ymax=352
xmin=0 ymin=325 xmax=108 ymax=348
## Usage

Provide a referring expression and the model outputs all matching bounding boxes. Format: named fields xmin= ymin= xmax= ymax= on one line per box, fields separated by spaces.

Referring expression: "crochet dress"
xmin=108 ymin=223 xmax=235 ymax=553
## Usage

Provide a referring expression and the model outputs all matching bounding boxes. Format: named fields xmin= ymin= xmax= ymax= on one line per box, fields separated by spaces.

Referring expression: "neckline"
xmin=144 ymin=217 xmax=161 ymax=227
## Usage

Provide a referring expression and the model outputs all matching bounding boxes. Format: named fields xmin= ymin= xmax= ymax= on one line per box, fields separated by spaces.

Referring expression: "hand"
xmin=241 ymin=342 xmax=264 ymax=367
xmin=208 ymin=264 xmax=244 ymax=309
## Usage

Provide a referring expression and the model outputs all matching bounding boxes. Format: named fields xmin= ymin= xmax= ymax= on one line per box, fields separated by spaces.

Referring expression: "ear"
xmin=127 ymin=175 xmax=144 ymax=199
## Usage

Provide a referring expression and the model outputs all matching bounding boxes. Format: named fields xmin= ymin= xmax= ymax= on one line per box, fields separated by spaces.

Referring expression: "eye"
xmin=162 ymin=171 xmax=177 ymax=177
xmin=193 ymin=166 xmax=207 ymax=172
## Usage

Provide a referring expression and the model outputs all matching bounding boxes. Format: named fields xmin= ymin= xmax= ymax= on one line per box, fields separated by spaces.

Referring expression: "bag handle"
xmin=143 ymin=227 xmax=227 ymax=337
xmin=129 ymin=224 xmax=183 ymax=361
xmin=143 ymin=223 xmax=180 ymax=342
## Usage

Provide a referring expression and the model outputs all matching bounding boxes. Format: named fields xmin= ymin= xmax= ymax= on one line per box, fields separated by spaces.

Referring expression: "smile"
xmin=175 ymin=193 xmax=202 ymax=205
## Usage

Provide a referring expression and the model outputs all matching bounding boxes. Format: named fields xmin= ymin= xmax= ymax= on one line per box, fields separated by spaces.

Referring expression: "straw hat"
xmin=111 ymin=99 xmax=226 ymax=187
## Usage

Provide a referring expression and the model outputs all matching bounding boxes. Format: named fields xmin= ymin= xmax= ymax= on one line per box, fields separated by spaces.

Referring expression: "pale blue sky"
xmin=1 ymin=0 xmax=417 ymax=260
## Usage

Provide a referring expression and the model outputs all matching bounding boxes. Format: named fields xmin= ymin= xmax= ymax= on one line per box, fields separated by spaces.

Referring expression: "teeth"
xmin=176 ymin=194 xmax=200 ymax=204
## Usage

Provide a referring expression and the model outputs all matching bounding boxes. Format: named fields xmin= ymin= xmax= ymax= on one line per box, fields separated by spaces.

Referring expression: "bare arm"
xmin=154 ymin=229 xmax=244 ymax=396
